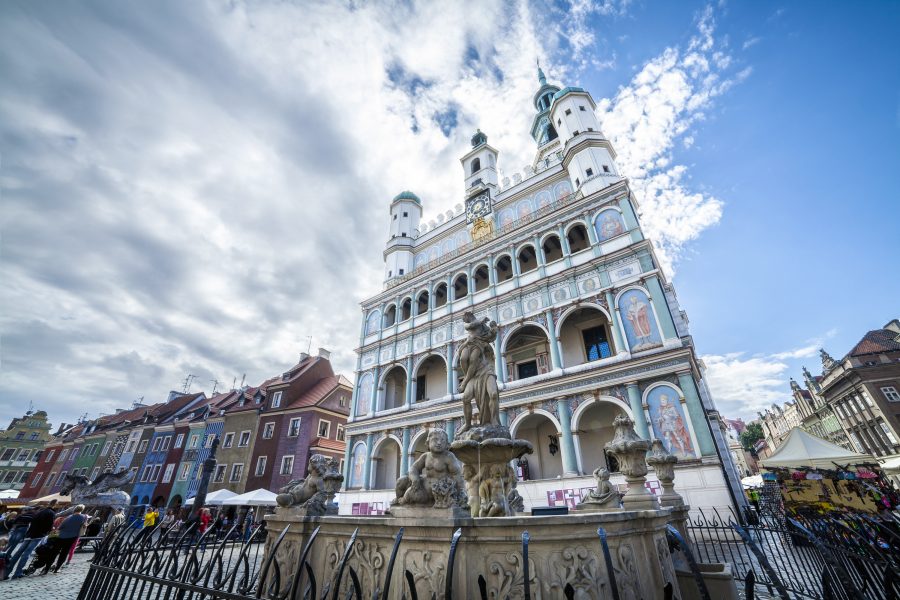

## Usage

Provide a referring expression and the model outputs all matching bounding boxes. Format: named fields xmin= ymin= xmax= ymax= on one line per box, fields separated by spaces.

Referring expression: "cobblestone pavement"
xmin=1 ymin=552 xmax=93 ymax=600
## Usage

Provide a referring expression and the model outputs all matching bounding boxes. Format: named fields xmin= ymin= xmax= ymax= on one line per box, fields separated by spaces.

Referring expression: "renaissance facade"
xmin=341 ymin=69 xmax=743 ymax=515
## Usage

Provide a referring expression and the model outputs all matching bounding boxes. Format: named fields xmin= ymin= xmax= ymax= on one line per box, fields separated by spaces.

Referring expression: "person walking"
xmin=135 ymin=506 xmax=158 ymax=544
xmin=42 ymin=505 xmax=88 ymax=574
xmin=106 ymin=508 xmax=125 ymax=533
xmin=159 ymin=509 xmax=175 ymax=542
xmin=243 ymin=508 xmax=255 ymax=543
xmin=3 ymin=501 xmax=58 ymax=580
xmin=3 ymin=510 xmax=31 ymax=556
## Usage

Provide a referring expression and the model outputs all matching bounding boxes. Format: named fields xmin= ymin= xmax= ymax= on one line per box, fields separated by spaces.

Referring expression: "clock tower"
xmin=460 ymin=129 xmax=499 ymax=241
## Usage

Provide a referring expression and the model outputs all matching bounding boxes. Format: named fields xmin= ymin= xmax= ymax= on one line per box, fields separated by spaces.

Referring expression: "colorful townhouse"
xmin=0 ymin=410 xmax=52 ymax=491
xmin=244 ymin=351 xmax=351 ymax=493
xmin=48 ymin=424 xmax=86 ymax=493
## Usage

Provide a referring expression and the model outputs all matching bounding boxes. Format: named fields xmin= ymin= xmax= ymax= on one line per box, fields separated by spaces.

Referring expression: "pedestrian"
xmin=106 ymin=508 xmax=125 ymax=533
xmin=3 ymin=500 xmax=58 ymax=579
xmin=243 ymin=508 xmax=255 ymax=543
xmin=159 ymin=509 xmax=175 ymax=542
xmin=135 ymin=506 xmax=158 ymax=544
xmin=198 ymin=508 xmax=212 ymax=551
xmin=41 ymin=504 xmax=88 ymax=574
xmin=3 ymin=510 xmax=31 ymax=556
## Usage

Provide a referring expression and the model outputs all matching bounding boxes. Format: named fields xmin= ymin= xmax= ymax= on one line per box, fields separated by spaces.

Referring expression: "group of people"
xmin=0 ymin=500 xmax=101 ymax=579
xmin=131 ymin=505 xmax=262 ymax=548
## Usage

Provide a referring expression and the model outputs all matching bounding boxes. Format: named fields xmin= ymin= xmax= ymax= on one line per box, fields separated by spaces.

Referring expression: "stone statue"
xmin=577 ymin=467 xmax=621 ymax=511
xmin=391 ymin=429 xmax=467 ymax=514
xmin=605 ymin=415 xmax=658 ymax=510
xmin=456 ymin=311 xmax=501 ymax=434
xmin=276 ymin=454 xmax=344 ymax=515
xmin=647 ymin=439 xmax=683 ymax=508
xmin=60 ymin=470 xmax=131 ymax=509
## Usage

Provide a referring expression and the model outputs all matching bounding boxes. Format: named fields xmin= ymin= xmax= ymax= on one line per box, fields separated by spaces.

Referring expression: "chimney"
xmin=318 ymin=348 xmax=331 ymax=360
xmin=298 ymin=352 xmax=310 ymax=362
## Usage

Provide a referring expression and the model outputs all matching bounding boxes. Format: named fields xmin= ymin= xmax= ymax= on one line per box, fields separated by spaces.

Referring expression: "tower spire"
xmin=536 ymin=59 xmax=547 ymax=85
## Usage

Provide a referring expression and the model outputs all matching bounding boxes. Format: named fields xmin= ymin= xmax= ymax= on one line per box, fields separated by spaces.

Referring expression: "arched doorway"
xmin=414 ymin=355 xmax=448 ymax=402
xmin=575 ymin=401 xmax=628 ymax=474
xmin=567 ymin=224 xmax=590 ymax=253
xmin=409 ymin=432 xmax=428 ymax=463
xmin=381 ymin=366 xmax=407 ymax=411
xmin=169 ymin=494 xmax=183 ymax=509
xmin=542 ymin=234 xmax=564 ymax=263
xmin=512 ymin=413 xmax=563 ymax=480
xmin=372 ymin=438 xmax=401 ymax=490
xmin=517 ymin=246 xmax=537 ymax=274
xmin=503 ymin=325 xmax=551 ymax=382
xmin=558 ymin=307 xmax=616 ymax=367
xmin=152 ymin=495 xmax=166 ymax=508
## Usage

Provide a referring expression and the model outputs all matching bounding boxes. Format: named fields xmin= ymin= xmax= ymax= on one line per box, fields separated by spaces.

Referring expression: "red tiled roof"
xmin=848 ymin=328 xmax=900 ymax=358
xmin=287 ymin=375 xmax=348 ymax=409
xmin=310 ymin=437 xmax=346 ymax=452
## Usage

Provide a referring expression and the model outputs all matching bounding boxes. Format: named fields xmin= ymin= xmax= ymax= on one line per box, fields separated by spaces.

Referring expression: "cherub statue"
xmin=393 ymin=429 xmax=467 ymax=509
xmin=579 ymin=467 xmax=621 ymax=509
xmin=276 ymin=454 xmax=343 ymax=511
xmin=479 ymin=463 xmax=511 ymax=517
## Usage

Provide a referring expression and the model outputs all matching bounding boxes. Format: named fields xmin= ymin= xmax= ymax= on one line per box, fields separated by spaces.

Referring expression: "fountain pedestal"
xmin=450 ymin=425 xmax=533 ymax=517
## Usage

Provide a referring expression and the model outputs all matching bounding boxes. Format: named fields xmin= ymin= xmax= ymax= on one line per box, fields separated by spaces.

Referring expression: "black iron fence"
xmin=685 ymin=507 xmax=900 ymax=600
xmin=78 ymin=520 xmax=697 ymax=600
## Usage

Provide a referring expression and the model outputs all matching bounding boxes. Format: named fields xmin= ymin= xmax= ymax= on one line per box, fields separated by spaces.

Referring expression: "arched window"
xmin=503 ymin=325 xmax=551 ymax=382
xmin=372 ymin=439 xmax=401 ymax=489
xmin=567 ymin=224 xmax=590 ymax=253
xmin=453 ymin=274 xmax=468 ymax=299
xmin=356 ymin=373 xmax=373 ymax=417
xmin=558 ymin=307 xmax=615 ymax=367
xmin=416 ymin=291 xmax=430 ymax=315
xmin=472 ymin=265 xmax=490 ymax=292
xmin=495 ymin=255 xmax=514 ymax=282
xmin=511 ymin=413 xmax=562 ymax=480
xmin=433 ymin=283 xmax=448 ymax=308
xmin=380 ymin=366 xmax=407 ymax=411
xmin=365 ymin=310 xmax=381 ymax=335
xmin=471 ymin=158 xmax=481 ymax=174
xmin=383 ymin=305 xmax=397 ymax=328
xmin=542 ymin=235 xmax=563 ymax=262
xmin=349 ymin=443 xmax=367 ymax=488
xmin=414 ymin=355 xmax=448 ymax=402
xmin=517 ymin=246 xmax=537 ymax=274
xmin=400 ymin=298 xmax=412 ymax=321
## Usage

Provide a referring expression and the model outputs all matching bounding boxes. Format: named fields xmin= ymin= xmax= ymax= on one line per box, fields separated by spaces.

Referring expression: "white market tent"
xmin=222 ymin=488 xmax=278 ymax=507
xmin=0 ymin=489 xmax=20 ymax=499
xmin=28 ymin=492 xmax=72 ymax=505
xmin=879 ymin=455 xmax=900 ymax=474
xmin=184 ymin=489 xmax=238 ymax=506
xmin=759 ymin=427 xmax=873 ymax=470
xmin=741 ymin=474 xmax=763 ymax=489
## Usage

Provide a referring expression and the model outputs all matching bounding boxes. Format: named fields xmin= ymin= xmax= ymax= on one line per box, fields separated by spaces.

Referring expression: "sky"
xmin=1 ymin=1 xmax=898 ymax=427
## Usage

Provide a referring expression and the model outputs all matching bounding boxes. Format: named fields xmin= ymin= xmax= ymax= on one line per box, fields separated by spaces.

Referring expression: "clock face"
xmin=466 ymin=193 xmax=491 ymax=223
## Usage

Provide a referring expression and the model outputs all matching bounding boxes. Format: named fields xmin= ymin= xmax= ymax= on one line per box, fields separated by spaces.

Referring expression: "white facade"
xmin=342 ymin=70 xmax=743 ymax=517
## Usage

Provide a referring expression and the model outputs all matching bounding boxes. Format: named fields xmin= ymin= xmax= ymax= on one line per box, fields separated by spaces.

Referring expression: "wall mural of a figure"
xmin=356 ymin=373 xmax=373 ymax=417
xmin=349 ymin=443 xmax=367 ymax=488
xmin=617 ymin=288 xmax=661 ymax=352
xmin=365 ymin=311 xmax=381 ymax=335
xmin=594 ymin=208 xmax=625 ymax=241
xmin=646 ymin=385 xmax=695 ymax=459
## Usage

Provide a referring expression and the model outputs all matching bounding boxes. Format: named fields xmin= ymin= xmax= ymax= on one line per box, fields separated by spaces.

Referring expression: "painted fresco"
xmin=594 ymin=208 xmax=625 ymax=241
xmin=554 ymin=180 xmax=573 ymax=199
xmin=356 ymin=373 xmax=373 ymax=416
xmin=646 ymin=385 xmax=695 ymax=458
xmin=534 ymin=190 xmax=552 ymax=211
xmin=498 ymin=208 xmax=515 ymax=227
xmin=365 ymin=311 xmax=381 ymax=335
xmin=349 ymin=443 xmax=367 ymax=488
xmin=617 ymin=288 xmax=661 ymax=351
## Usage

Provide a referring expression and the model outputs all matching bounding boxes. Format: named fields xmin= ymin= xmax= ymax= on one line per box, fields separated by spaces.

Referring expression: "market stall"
xmin=759 ymin=427 xmax=898 ymax=514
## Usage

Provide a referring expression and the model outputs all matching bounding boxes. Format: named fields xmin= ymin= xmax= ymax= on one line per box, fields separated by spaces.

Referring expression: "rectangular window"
xmin=238 ymin=431 xmax=251 ymax=447
xmin=137 ymin=440 xmax=148 ymax=453
xmin=205 ymin=434 xmax=217 ymax=448
xmin=32 ymin=450 xmax=43 ymax=462
xmin=31 ymin=472 xmax=43 ymax=488
xmin=71 ymin=448 xmax=80 ymax=460
xmin=152 ymin=437 xmax=163 ymax=452
xmin=565 ymin=108 xmax=571 ymax=115
xmin=230 ymin=463 xmax=244 ymax=482
xmin=59 ymin=448 xmax=69 ymax=462
xmin=585 ymin=168 xmax=593 ymax=177
xmin=882 ymin=386 xmax=900 ymax=402
xmin=222 ymin=432 xmax=235 ymax=448
xmin=45 ymin=450 xmax=56 ymax=463
xmin=17 ymin=449 xmax=30 ymax=461
xmin=517 ymin=360 xmax=538 ymax=380
xmin=862 ymin=391 xmax=874 ymax=407
xmin=128 ymin=467 xmax=138 ymax=482
xmin=179 ymin=463 xmax=191 ymax=481
xmin=339 ymin=395 xmax=347 ymax=407
xmin=317 ymin=420 xmax=331 ymax=438
xmin=189 ymin=435 xmax=199 ymax=449
xmin=403 ymin=211 xmax=408 ymax=217
xmin=336 ymin=425 xmax=345 ymax=442
xmin=255 ymin=456 xmax=267 ymax=477
xmin=602 ymin=165 xmax=610 ymax=173
xmin=101 ymin=442 xmax=111 ymax=456
xmin=162 ymin=463 xmax=175 ymax=483
xmin=416 ymin=375 xmax=427 ymax=402
xmin=48 ymin=471 xmax=57 ymax=486
xmin=15 ymin=432 xmax=24 ymax=440
xmin=288 ymin=418 xmax=301 ymax=437
xmin=90 ymin=467 xmax=100 ymax=481
xmin=280 ymin=455 xmax=294 ymax=475
xmin=263 ymin=422 xmax=276 ymax=439
xmin=579 ymin=105 xmax=586 ymax=111
xmin=582 ymin=326 xmax=612 ymax=361
xmin=213 ymin=465 xmax=227 ymax=483
xmin=126 ymin=441 xmax=135 ymax=453
xmin=271 ymin=391 xmax=283 ymax=408
xmin=174 ymin=434 xmax=184 ymax=448
xmin=880 ymin=421 xmax=899 ymax=445
xmin=140 ymin=467 xmax=152 ymax=482
xmin=30 ymin=432 xmax=39 ymax=440
xmin=161 ymin=436 xmax=171 ymax=451
xmin=151 ymin=465 xmax=162 ymax=481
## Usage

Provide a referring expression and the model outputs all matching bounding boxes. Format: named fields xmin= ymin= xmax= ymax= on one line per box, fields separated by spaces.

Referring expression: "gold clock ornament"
xmin=471 ymin=217 xmax=493 ymax=241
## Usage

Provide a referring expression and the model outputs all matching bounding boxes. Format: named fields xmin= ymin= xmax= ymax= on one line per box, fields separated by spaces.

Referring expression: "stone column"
xmin=618 ymin=197 xmax=643 ymax=240
xmin=645 ymin=276 xmax=678 ymax=341
xmin=348 ymin=375 xmax=360 ymax=424
xmin=342 ymin=439 xmax=353 ymax=486
xmin=445 ymin=419 xmax=456 ymax=443
xmin=558 ymin=224 xmax=572 ymax=268
xmin=604 ymin=291 xmax=627 ymax=354
xmin=626 ymin=383 xmax=651 ymax=440
xmin=544 ymin=309 xmax=562 ymax=370
xmin=677 ymin=371 xmax=716 ymax=456
xmin=494 ymin=333 xmax=506 ymax=383
xmin=557 ymin=398 xmax=579 ymax=475
xmin=534 ymin=236 xmax=547 ymax=278
xmin=487 ymin=253 xmax=496 ymax=298
xmin=446 ymin=342 xmax=455 ymax=397
xmin=400 ymin=427 xmax=411 ymax=476
xmin=362 ymin=433 xmax=374 ymax=490
xmin=405 ymin=356 xmax=414 ymax=408
xmin=369 ymin=366 xmax=380 ymax=414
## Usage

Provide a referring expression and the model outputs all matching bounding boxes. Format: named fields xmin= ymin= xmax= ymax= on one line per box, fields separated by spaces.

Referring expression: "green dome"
xmin=393 ymin=191 xmax=421 ymax=204
xmin=552 ymin=86 xmax=586 ymax=102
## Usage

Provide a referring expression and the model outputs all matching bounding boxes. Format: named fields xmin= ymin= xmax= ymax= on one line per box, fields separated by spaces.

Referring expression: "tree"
xmin=740 ymin=422 xmax=764 ymax=451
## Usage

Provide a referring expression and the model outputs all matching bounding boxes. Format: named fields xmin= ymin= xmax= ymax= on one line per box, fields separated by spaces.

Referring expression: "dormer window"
xmin=271 ymin=391 xmax=283 ymax=408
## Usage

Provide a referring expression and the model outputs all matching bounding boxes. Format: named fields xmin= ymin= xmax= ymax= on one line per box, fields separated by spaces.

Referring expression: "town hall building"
xmin=341 ymin=68 xmax=744 ymax=516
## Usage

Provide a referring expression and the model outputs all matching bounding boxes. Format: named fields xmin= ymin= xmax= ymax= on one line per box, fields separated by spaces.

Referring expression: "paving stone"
xmin=1 ymin=552 xmax=94 ymax=600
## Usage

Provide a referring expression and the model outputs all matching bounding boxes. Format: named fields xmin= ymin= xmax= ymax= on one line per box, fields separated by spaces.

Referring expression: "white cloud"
xmin=702 ymin=352 xmax=793 ymax=420
xmin=0 ymin=1 xmax=744 ymax=425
